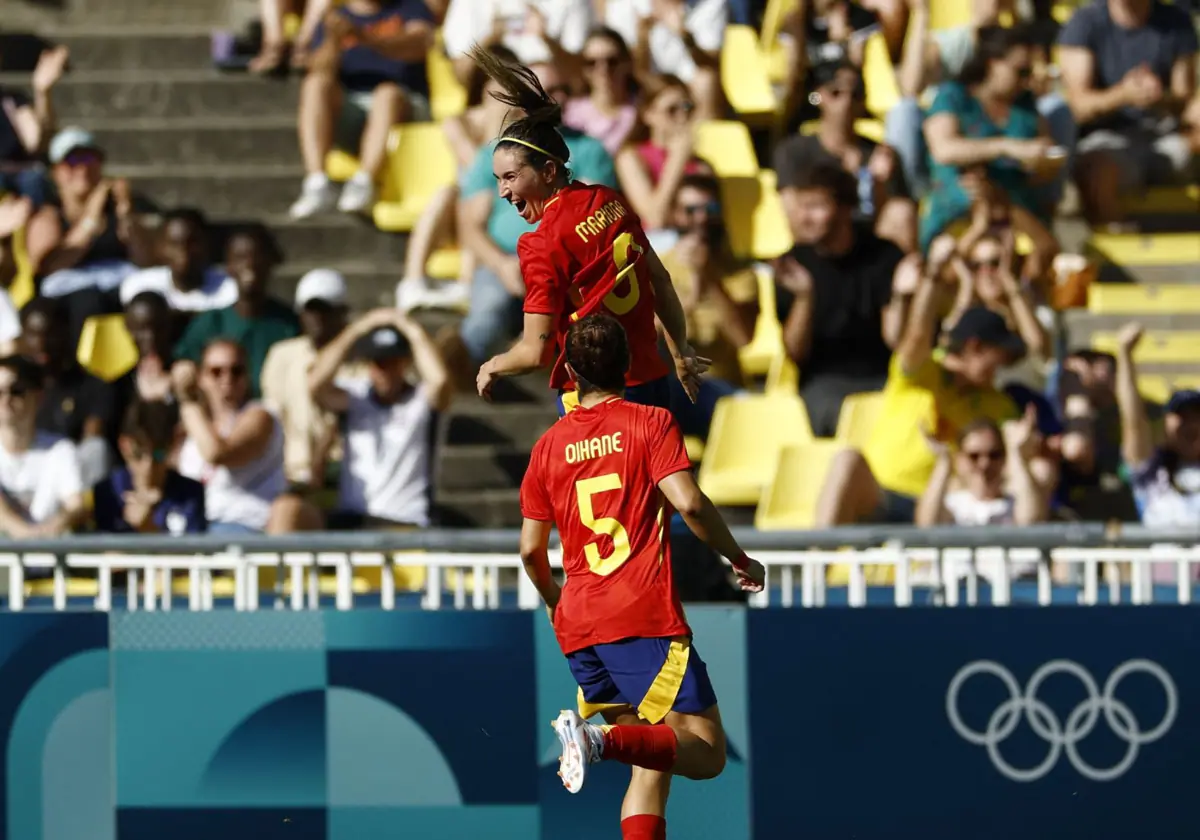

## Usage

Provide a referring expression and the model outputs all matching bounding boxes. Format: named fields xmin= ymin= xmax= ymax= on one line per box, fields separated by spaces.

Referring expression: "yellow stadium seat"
xmin=761 ymin=0 xmax=798 ymax=48
xmin=1088 ymin=284 xmax=1200 ymax=315
xmin=799 ymin=118 xmax=885 ymax=144
xmin=755 ymin=440 xmax=844 ymax=530
xmin=428 ymin=32 xmax=467 ymax=121
xmin=766 ymin=353 xmax=798 ymax=395
xmin=720 ymin=25 xmax=778 ymax=119
xmin=10 ymin=225 xmax=34 ymax=309
xmin=738 ymin=266 xmax=783 ymax=377
xmin=1088 ymin=232 xmax=1200 ymax=267
xmin=325 ymin=149 xmax=359 ymax=184
xmin=426 ymin=246 xmax=462 ymax=280
xmin=685 ymin=435 xmax=705 ymax=463
xmin=372 ymin=123 xmax=459 ymax=232
xmin=835 ymin=391 xmax=885 ymax=447
xmin=721 ymin=171 xmax=792 ymax=261
xmin=695 ymin=120 xmax=760 ymax=179
xmin=863 ymin=32 xmax=900 ymax=119
xmin=1138 ymin=375 xmax=1200 ymax=404
xmin=1092 ymin=331 xmax=1200 ymax=365
xmin=929 ymin=0 xmax=972 ymax=30
xmin=698 ymin=393 xmax=814 ymax=506
xmin=1120 ymin=185 xmax=1200 ymax=216
xmin=77 ymin=314 xmax=138 ymax=382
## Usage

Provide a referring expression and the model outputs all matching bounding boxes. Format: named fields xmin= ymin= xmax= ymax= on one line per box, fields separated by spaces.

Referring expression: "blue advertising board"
xmin=0 ymin=606 xmax=1194 ymax=839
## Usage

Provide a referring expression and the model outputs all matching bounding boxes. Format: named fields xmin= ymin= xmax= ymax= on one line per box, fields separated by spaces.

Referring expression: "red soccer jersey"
xmin=519 ymin=398 xmax=692 ymax=654
xmin=518 ymin=183 xmax=671 ymax=390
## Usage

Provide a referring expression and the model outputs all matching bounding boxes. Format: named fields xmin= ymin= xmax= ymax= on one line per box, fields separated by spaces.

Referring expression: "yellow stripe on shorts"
xmin=637 ymin=638 xmax=690 ymax=724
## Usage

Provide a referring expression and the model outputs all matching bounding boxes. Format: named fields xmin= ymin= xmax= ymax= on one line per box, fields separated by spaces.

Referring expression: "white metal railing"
xmin=2 ymin=541 xmax=1200 ymax=612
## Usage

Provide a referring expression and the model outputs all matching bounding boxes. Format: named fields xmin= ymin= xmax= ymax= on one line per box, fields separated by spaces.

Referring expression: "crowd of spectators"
xmin=0 ymin=0 xmax=1197 ymax=547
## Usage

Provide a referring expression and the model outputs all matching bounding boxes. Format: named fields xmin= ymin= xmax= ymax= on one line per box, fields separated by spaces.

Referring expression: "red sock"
xmin=621 ymin=814 xmax=666 ymax=840
xmin=602 ymin=724 xmax=678 ymax=772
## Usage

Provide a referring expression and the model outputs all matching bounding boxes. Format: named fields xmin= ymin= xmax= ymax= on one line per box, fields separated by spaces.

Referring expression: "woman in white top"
xmin=174 ymin=338 xmax=321 ymax=535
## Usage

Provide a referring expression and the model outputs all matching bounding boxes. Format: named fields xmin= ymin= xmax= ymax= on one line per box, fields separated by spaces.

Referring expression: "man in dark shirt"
xmin=93 ymin=399 xmax=206 ymax=534
xmin=19 ymin=296 xmax=122 ymax=483
xmin=774 ymin=160 xmax=920 ymax=436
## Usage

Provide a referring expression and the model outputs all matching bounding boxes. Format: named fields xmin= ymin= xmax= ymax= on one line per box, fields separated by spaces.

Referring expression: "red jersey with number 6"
xmin=518 ymin=182 xmax=670 ymax=390
xmin=520 ymin=398 xmax=692 ymax=654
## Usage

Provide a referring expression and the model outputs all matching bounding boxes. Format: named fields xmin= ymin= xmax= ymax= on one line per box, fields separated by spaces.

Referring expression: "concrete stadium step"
xmin=436 ymin=445 xmax=532 ymax=492
xmin=444 ymin=403 xmax=556 ymax=448
xmin=433 ymin=489 xmax=524 ymax=528
xmin=63 ymin=0 xmax=238 ymax=27
xmin=212 ymin=216 xmax=400 ymax=266
xmin=93 ymin=116 xmax=299 ymax=167
xmin=275 ymin=261 xmax=403 ymax=310
xmin=9 ymin=72 xmax=300 ymax=121
xmin=55 ymin=27 xmax=215 ymax=72
xmin=107 ymin=163 xmax=303 ymax=216
xmin=1064 ymin=311 xmax=1200 ymax=334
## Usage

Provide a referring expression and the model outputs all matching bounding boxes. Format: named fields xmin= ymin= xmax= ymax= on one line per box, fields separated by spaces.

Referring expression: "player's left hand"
xmin=673 ymin=344 xmax=711 ymax=404
xmin=735 ymin=557 xmax=766 ymax=593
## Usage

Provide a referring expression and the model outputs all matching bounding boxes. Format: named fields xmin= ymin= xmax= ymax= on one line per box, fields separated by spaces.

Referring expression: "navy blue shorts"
xmin=565 ymin=636 xmax=718 ymax=724
xmin=557 ymin=376 xmax=671 ymax=417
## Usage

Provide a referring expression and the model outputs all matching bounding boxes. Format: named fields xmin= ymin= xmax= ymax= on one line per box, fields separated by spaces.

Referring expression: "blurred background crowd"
xmin=0 ymin=0 xmax=1197 ymax=588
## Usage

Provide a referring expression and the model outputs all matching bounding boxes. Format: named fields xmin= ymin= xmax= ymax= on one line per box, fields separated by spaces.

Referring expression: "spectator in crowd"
xmin=774 ymin=161 xmax=918 ymax=437
xmin=173 ymin=225 xmax=299 ymax=398
xmin=0 ymin=203 xmax=22 ymax=354
xmin=1058 ymin=0 xmax=1199 ymax=227
xmin=27 ymin=129 xmax=152 ymax=301
xmin=289 ymin=0 xmax=437 ymax=219
xmin=953 ymin=164 xmax=1059 ymax=283
xmin=443 ymin=0 xmax=591 ymax=82
xmin=0 ymin=355 xmax=84 ymax=538
xmin=890 ymin=0 xmax=1074 ymax=198
xmin=780 ymin=0 xmax=879 ymax=128
xmin=1115 ymin=323 xmax=1200 ymax=530
xmin=815 ymin=236 xmax=1025 ymax=525
xmin=309 ymin=308 xmax=452 ymax=529
xmin=916 ymin=412 xmax=1045 ymax=527
xmin=120 ymin=208 xmax=237 ymax=313
xmin=658 ymin=174 xmax=757 ymax=439
xmin=922 ymin=25 xmax=1064 ymax=250
xmin=260 ymin=268 xmax=354 ymax=490
xmin=174 ymin=339 xmax=321 ymax=534
xmin=123 ymin=291 xmax=177 ymax=402
xmin=773 ymin=60 xmax=916 ymax=251
xmin=92 ymin=400 xmax=207 ymax=534
xmin=602 ymin=0 xmax=725 ymax=119
xmin=20 ymin=296 xmax=120 ymax=485
xmin=563 ymin=27 xmax=640 ymax=156
xmin=942 ymin=228 xmax=1050 ymax=362
xmin=0 ymin=45 xmax=69 ymax=207
xmin=397 ymin=45 xmax=518 ymax=312
xmin=451 ymin=60 xmax=616 ymax=373
xmin=614 ymin=74 xmax=712 ymax=232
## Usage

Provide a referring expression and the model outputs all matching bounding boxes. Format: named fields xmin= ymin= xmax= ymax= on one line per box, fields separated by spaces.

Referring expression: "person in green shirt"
xmin=174 ymin=225 xmax=299 ymax=398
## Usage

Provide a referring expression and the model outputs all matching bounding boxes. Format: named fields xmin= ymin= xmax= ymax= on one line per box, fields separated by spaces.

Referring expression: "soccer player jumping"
xmin=467 ymin=45 xmax=709 ymax=417
xmin=519 ymin=314 xmax=766 ymax=840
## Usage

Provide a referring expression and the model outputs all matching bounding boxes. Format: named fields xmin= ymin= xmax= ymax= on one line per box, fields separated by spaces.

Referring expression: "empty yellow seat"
xmin=1119 ymin=185 xmax=1200 ymax=216
xmin=426 ymin=246 xmax=462 ymax=280
xmin=695 ymin=120 xmax=759 ymax=179
xmin=1092 ymin=331 xmax=1200 ymax=364
xmin=929 ymin=0 xmax=972 ymax=30
xmin=761 ymin=0 xmax=799 ymax=48
xmin=428 ymin=33 xmax=467 ymax=121
xmin=1137 ymin=375 xmax=1200 ymax=404
xmin=720 ymin=25 xmax=778 ymax=119
xmin=1088 ymin=283 xmax=1200 ymax=315
xmin=325 ymin=149 xmax=360 ymax=184
xmin=77 ymin=314 xmax=138 ymax=382
xmin=373 ymin=123 xmax=459 ymax=232
xmin=755 ymin=440 xmax=844 ymax=530
xmin=698 ymin=393 xmax=814 ymax=506
xmin=721 ymin=171 xmax=791 ymax=261
xmin=738 ymin=266 xmax=784 ymax=377
xmin=863 ymin=32 xmax=900 ymax=119
xmin=799 ymin=118 xmax=886 ymax=144
xmin=766 ymin=353 xmax=798 ymax=395
xmin=1088 ymin=232 xmax=1200 ymax=266
xmin=835 ymin=391 xmax=885 ymax=447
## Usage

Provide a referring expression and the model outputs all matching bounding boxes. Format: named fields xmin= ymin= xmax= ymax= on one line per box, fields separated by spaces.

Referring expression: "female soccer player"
xmin=467 ymin=46 xmax=709 ymax=415
xmin=518 ymin=314 xmax=765 ymax=840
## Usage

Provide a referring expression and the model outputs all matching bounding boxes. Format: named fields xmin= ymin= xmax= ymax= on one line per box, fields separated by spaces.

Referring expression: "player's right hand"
xmin=735 ymin=557 xmax=766 ymax=593
xmin=674 ymin=344 xmax=711 ymax=404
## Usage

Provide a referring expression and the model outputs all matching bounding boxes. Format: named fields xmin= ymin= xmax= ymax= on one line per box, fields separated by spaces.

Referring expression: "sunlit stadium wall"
xmin=3 ymin=605 xmax=1196 ymax=840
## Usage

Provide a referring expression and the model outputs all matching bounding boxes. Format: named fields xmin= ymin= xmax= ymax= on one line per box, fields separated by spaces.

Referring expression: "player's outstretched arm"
xmin=657 ymin=471 xmax=766 ymax=592
xmin=477 ymin=312 xmax=557 ymax=399
xmin=645 ymin=246 xmax=711 ymax=403
xmin=519 ymin=517 xmax=563 ymax=619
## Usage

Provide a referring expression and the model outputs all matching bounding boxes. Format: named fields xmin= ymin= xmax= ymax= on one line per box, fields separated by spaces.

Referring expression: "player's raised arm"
xmin=644 ymin=245 xmax=711 ymax=403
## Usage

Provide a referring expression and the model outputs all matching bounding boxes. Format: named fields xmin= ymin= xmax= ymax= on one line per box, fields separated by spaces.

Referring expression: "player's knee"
xmin=692 ymin=744 xmax=726 ymax=780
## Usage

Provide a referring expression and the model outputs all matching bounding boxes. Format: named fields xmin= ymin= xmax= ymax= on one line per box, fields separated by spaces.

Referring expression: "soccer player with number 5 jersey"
xmin=519 ymin=314 xmax=765 ymax=840
xmin=467 ymin=46 xmax=710 ymax=416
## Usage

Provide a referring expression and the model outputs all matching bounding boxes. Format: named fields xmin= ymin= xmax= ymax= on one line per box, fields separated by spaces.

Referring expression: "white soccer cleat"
xmin=553 ymin=709 xmax=592 ymax=794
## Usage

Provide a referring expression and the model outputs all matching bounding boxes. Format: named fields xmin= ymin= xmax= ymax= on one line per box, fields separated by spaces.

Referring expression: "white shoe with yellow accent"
xmin=553 ymin=709 xmax=597 ymax=794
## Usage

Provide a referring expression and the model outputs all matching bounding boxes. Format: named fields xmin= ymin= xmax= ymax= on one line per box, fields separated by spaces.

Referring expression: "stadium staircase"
xmin=2 ymin=0 xmax=559 ymax=527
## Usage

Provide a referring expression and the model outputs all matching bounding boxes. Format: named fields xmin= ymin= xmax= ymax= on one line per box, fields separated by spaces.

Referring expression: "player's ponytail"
xmin=565 ymin=314 xmax=629 ymax=395
xmin=468 ymin=44 xmax=572 ymax=180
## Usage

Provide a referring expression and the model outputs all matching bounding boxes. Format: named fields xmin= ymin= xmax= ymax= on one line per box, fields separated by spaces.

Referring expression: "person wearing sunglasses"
xmin=563 ymin=27 xmax=640 ymax=157
xmin=174 ymin=339 xmax=322 ymax=536
xmin=92 ymin=399 xmax=207 ymax=535
xmin=0 ymin=355 xmax=85 ymax=539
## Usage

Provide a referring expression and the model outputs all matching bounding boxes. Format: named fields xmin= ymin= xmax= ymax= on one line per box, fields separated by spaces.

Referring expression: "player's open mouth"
xmin=513 ymin=198 xmax=529 ymax=217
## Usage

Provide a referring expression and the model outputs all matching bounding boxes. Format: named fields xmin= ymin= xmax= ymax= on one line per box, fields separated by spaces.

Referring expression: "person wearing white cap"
xmin=260 ymin=268 xmax=356 ymax=489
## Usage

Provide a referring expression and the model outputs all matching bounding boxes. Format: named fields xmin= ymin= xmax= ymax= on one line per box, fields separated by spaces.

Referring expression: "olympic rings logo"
xmin=946 ymin=659 xmax=1177 ymax=782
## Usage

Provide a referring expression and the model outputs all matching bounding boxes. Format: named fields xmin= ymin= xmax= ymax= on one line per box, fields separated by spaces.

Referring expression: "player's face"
xmin=779 ymin=186 xmax=837 ymax=245
xmin=494 ymin=146 xmax=556 ymax=224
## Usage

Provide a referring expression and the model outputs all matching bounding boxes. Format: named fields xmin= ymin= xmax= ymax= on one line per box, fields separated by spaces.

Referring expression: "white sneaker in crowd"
xmin=337 ymin=171 xmax=375 ymax=215
xmin=397 ymin=277 xmax=470 ymax=313
xmin=288 ymin=173 xmax=338 ymax=220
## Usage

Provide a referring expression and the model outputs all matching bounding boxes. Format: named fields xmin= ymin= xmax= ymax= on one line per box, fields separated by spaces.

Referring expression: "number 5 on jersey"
xmin=575 ymin=473 xmax=631 ymax=575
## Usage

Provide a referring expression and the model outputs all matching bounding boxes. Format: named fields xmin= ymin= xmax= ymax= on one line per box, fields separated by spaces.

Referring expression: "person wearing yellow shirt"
xmin=814 ymin=234 xmax=1024 ymax=525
